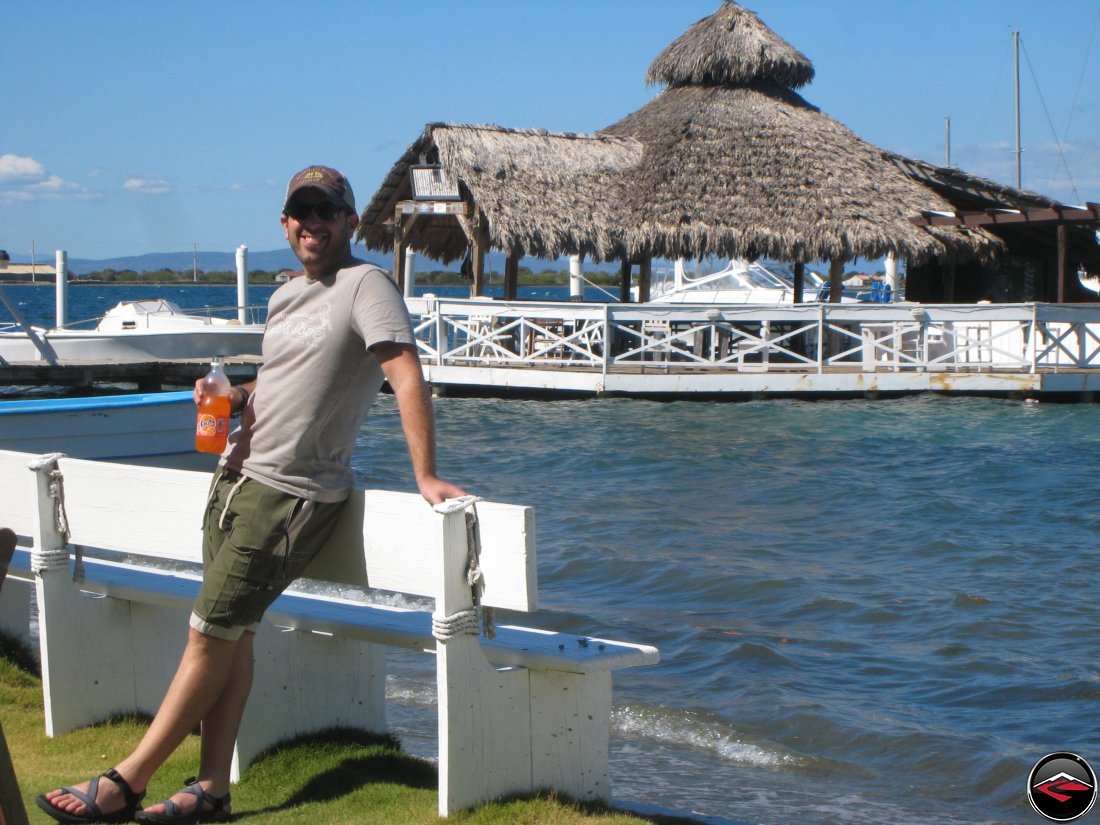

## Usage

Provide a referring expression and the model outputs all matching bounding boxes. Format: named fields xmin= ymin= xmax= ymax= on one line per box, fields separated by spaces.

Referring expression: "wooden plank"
xmin=0 ymin=451 xmax=35 ymax=537
xmin=54 ymin=457 xmax=210 ymax=563
xmin=307 ymin=490 xmax=538 ymax=612
xmin=4 ymin=455 xmax=537 ymax=612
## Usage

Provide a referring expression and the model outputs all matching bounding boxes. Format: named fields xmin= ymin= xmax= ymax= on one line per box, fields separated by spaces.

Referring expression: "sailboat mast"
xmin=1013 ymin=31 xmax=1022 ymax=189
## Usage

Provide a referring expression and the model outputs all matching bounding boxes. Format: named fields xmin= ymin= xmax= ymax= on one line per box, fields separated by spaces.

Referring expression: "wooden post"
xmin=504 ymin=253 xmax=520 ymax=301
xmin=619 ymin=260 xmax=632 ymax=304
xmin=828 ymin=260 xmax=844 ymax=303
xmin=942 ymin=258 xmax=956 ymax=302
xmin=392 ymin=208 xmax=406 ymax=292
xmin=638 ymin=259 xmax=652 ymax=304
xmin=470 ymin=219 xmax=487 ymax=298
xmin=793 ymin=262 xmax=805 ymax=304
xmin=1057 ymin=224 xmax=1068 ymax=304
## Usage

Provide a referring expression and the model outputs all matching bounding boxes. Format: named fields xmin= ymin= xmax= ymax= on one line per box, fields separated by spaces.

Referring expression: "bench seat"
xmin=8 ymin=549 xmax=657 ymax=675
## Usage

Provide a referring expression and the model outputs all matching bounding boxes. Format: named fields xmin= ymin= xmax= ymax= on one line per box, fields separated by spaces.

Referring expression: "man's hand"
xmin=417 ymin=476 xmax=468 ymax=506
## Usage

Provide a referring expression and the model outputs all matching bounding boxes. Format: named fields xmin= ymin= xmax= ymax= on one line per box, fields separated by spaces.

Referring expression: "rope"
xmin=432 ymin=609 xmax=480 ymax=641
xmin=30 ymin=462 xmax=72 ymax=574
xmin=430 ymin=497 xmax=495 ymax=641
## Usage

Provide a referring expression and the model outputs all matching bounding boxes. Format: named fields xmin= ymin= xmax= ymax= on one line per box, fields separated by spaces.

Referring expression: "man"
xmin=37 ymin=165 xmax=465 ymax=823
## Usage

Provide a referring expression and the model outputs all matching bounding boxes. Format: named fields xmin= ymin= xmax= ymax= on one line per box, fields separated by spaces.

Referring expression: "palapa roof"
xmin=357 ymin=1 xmax=998 ymax=266
xmin=357 ymin=124 xmax=642 ymax=264
xmin=646 ymin=0 xmax=814 ymax=89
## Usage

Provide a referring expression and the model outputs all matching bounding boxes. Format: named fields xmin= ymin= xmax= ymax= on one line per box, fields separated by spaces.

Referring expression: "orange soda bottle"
xmin=195 ymin=357 xmax=232 ymax=453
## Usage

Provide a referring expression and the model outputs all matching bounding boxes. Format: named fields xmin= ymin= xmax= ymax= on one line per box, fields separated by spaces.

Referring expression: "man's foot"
xmin=36 ymin=767 xmax=146 ymax=823
xmin=134 ymin=777 xmax=232 ymax=824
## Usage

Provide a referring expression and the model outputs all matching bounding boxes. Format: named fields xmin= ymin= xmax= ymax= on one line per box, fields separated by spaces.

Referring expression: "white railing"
xmin=407 ymin=299 xmax=1100 ymax=375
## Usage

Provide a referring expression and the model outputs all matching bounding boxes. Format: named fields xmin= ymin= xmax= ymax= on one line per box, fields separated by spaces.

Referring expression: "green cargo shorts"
xmin=190 ymin=469 xmax=346 ymax=641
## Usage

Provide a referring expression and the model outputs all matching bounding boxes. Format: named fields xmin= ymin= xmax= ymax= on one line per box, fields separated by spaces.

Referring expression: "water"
xmin=361 ymin=394 xmax=1100 ymax=825
xmin=6 ymin=285 xmax=1100 ymax=823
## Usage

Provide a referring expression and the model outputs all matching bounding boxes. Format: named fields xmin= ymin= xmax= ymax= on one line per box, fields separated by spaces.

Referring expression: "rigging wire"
xmin=1019 ymin=35 xmax=1081 ymax=201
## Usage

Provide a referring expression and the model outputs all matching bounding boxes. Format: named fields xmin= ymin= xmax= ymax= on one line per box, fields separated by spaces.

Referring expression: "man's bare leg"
xmin=140 ymin=631 xmax=255 ymax=817
xmin=40 ymin=628 xmax=246 ymax=819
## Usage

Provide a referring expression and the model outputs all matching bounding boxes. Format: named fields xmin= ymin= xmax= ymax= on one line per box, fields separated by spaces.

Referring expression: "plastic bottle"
xmin=195 ymin=357 xmax=232 ymax=453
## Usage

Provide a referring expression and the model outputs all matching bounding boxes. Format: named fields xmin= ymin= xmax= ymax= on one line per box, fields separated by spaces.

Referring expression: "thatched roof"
xmin=600 ymin=83 xmax=995 ymax=264
xmin=647 ymin=0 xmax=814 ymax=89
xmin=357 ymin=2 xmax=999 ymax=267
xmin=357 ymin=124 xmax=642 ymax=264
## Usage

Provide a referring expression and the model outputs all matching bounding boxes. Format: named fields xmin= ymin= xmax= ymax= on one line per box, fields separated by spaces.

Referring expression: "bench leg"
xmin=529 ymin=669 xmax=611 ymax=801
xmin=236 ymin=623 xmax=386 ymax=781
xmin=436 ymin=639 xmax=613 ymax=815
xmin=35 ymin=572 xmax=188 ymax=737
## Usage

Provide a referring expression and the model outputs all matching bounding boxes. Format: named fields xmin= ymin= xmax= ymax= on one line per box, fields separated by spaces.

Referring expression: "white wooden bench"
xmin=0 ymin=449 xmax=658 ymax=816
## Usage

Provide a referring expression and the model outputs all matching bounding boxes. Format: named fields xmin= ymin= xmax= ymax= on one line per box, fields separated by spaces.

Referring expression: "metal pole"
xmin=569 ymin=254 xmax=583 ymax=301
xmin=404 ymin=248 xmax=416 ymax=298
xmin=945 ymin=115 xmax=951 ymax=167
xmin=1013 ymin=31 xmax=1022 ymax=189
xmin=55 ymin=250 xmax=68 ymax=327
xmin=235 ymin=245 xmax=248 ymax=324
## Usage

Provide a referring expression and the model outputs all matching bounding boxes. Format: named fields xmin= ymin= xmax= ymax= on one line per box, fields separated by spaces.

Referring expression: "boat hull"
xmin=0 ymin=391 xmax=218 ymax=468
xmin=0 ymin=327 xmax=263 ymax=363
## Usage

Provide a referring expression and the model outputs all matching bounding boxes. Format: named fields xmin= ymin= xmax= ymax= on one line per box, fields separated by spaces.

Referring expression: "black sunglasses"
xmin=284 ymin=201 xmax=348 ymax=221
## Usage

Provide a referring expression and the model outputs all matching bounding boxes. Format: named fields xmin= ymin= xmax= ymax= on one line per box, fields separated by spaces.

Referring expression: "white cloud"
xmin=0 ymin=154 xmax=46 ymax=182
xmin=124 ymin=177 xmax=172 ymax=195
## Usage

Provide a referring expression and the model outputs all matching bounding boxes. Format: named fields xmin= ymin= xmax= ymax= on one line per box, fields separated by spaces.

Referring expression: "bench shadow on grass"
xmin=233 ymin=727 xmax=435 ymax=820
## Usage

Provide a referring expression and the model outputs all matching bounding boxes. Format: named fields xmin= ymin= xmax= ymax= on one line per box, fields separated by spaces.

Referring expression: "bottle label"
xmin=196 ymin=413 xmax=225 ymax=437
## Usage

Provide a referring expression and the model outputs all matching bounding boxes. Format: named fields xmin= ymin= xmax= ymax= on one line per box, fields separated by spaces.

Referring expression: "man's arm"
xmin=374 ymin=341 xmax=467 ymax=505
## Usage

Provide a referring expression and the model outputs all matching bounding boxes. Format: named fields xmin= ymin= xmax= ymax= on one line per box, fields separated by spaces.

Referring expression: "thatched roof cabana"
xmin=599 ymin=0 xmax=996 ymax=267
xmin=357 ymin=124 xmax=642 ymax=264
xmin=357 ymin=1 xmax=998 ymax=298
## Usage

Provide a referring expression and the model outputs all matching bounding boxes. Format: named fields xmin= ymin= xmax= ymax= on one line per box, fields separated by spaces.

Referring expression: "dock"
xmin=407 ymin=298 xmax=1100 ymax=400
xmin=0 ymin=356 xmax=262 ymax=393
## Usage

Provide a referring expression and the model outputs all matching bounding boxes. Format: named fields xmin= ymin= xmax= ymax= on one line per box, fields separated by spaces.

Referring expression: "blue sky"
xmin=3 ymin=1 xmax=1098 ymax=261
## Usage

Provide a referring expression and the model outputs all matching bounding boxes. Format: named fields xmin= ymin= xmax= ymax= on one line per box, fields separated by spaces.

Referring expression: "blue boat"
xmin=0 ymin=390 xmax=217 ymax=467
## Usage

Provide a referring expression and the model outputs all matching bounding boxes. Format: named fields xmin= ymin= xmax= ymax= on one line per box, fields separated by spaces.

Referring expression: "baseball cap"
xmin=284 ymin=165 xmax=356 ymax=212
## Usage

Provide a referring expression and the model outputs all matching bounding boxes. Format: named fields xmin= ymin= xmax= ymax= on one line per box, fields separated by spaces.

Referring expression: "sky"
xmin=2 ymin=0 xmax=1099 ymax=262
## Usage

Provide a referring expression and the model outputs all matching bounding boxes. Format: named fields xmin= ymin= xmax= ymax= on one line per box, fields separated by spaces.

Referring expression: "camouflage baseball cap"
xmin=284 ymin=165 xmax=355 ymax=212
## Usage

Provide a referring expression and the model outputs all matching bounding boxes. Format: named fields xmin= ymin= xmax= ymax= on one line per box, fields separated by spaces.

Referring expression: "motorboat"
xmin=0 ymin=390 xmax=217 ymax=468
xmin=0 ymin=298 xmax=264 ymax=364
xmin=644 ymin=259 xmax=857 ymax=304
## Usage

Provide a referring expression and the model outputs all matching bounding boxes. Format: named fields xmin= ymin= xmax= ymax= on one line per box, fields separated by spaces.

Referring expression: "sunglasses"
xmin=284 ymin=201 xmax=349 ymax=221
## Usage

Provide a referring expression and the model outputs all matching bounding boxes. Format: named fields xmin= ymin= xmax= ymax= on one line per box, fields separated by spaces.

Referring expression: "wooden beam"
xmin=828 ymin=260 xmax=844 ymax=303
xmin=392 ymin=206 xmax=406 ymax=292
xmin=1058 ymin=224 xmax=1068 ymax=304
xmin=637 ymin=259 xmax=652 ymax=304
xmin=792 ymin=262 xmax=805 ymax=303
xmin=619 ymin=260 xmax=633 ymax=304
xmin=504 ymin=253 xmax=520 ymax=301
xmin=912 ymin=204 xmax=1100 ymax=228
xmin=470 ymin=217 xmax=488 ymax=298
xmin=942 ymin=257 xmax=956 ymax=301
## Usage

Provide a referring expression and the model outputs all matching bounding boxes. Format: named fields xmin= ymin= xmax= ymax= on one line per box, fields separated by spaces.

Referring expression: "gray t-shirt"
xmin=223 ymin=261 xmax=415 ymax=501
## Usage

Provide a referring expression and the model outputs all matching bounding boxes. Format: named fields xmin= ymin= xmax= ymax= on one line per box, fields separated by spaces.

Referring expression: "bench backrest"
xmin=0 ymin=450 xmax=537 ymax=611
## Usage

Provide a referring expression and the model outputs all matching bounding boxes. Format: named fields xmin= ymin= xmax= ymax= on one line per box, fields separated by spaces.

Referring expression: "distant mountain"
xmin=7 ymin=249 xmax=615 ymax=276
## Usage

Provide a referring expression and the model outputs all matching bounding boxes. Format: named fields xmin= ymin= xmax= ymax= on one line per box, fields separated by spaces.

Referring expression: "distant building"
xmin=0 ymin=263 xmax=59 ymax=282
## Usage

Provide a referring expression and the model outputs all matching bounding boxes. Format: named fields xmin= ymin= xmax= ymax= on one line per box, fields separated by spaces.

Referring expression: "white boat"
xmin=0 ymin=298 xmax=264 ymax=364
xmin=0 ymin=390 xmax=217 ymax=468
xmin=645 ymin=259 xmax=855 ymax=303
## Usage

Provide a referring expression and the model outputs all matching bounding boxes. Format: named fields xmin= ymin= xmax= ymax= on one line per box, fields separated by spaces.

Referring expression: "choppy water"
xmin=6 ymin=284 xmax=1100 ymax=823
xmin=364 ymin=393 xmax=1100 ymax=825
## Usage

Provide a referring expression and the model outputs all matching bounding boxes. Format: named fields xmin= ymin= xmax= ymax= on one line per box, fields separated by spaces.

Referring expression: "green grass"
xmin=0 ymin=638 xmax=699 ymax=825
